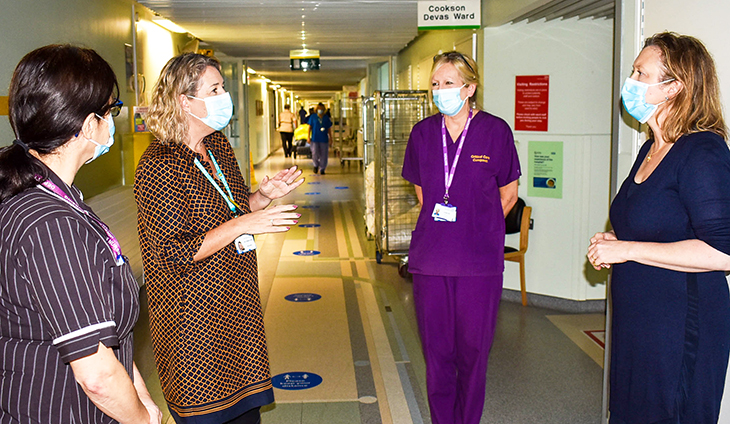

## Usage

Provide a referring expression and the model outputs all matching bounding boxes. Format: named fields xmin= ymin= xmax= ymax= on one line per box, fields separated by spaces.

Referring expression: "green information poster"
xmin=527 ymin=141 xmax=563 ymax=199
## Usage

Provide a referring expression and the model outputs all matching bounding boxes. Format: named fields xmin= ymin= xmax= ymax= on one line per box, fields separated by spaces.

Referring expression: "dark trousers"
xmin=412 ymin=274 xmax=503 ymax=424
xmin=280 ymin=132 xmax=293 ymax=157
xmin=223 ymin=407 xmax=261 ymax=424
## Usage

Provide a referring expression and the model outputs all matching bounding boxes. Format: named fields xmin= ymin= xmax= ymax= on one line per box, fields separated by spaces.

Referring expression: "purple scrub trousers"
xmin=413 ymin=274 xmax=503 ymax=424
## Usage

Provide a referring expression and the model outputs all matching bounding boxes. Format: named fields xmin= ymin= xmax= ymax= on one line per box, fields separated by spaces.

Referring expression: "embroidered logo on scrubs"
xmin=471 ymin=154 xmax=490 ymax=163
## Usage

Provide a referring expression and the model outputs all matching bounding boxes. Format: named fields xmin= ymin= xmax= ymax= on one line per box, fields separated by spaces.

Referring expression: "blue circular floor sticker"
xmin=285 ymin=293 xmax=322 ymax=302
xmin=272 ymin=372 xmax=323 ymax=390
xmin=293 ymin=250 xmax=320 ymax=256
xmin=298 ymin=223 xmax=321 ymax=228
xmin=307 ymin=181 xmax=321 ymax=185
xmin=300 ymin=205 xmax=320 ymax=209
xmin=304 ymin=192 xmax=320 ymax=195
xmin=335 ymin=186 xmax=349 ymax=189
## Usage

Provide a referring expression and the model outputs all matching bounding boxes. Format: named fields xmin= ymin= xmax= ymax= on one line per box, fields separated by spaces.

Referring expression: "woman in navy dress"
xmin=588 ymin=32 xmax=730 ymax=423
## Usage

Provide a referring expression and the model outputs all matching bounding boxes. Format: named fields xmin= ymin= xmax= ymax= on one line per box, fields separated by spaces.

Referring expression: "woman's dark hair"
xmin=0 ymin=44 xmax=119 ymax=203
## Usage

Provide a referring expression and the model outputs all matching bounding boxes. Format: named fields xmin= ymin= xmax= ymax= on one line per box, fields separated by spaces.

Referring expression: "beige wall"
xmin=0 ymin=0 xmax=188 ymax=197
xmin=396 ymin=29 xmax=477 ymax=91
xmin=0 ymin=0 xmax=136 ymax=197
xmin=481 ymin=0 xmax=552 ymax=26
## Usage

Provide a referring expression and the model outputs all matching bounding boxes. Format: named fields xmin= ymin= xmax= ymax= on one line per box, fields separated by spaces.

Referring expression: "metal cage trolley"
xmin=372 ymin=90 xmax=431 ymax=276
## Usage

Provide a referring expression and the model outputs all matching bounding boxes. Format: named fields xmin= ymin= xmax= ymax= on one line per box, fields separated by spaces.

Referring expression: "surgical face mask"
xmin=621 ymin=77 xmax=674 ymax=124
xmin=317 ymin=109 xmax=324 ymax=116
xmin=432 ymin=85 xmax=466 ymax=116
xmin=187 ymin=92 xmax=233 ymax=131
xmin=85 ymin=114 xmax=115 ymax=164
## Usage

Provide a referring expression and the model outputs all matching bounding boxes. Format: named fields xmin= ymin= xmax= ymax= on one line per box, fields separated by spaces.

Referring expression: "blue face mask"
xmin=621 ymin=77 xmax=674 ymax=124
xmin=433 ymin=85 xmax=467 ymax=116
xmin=85 ymin=114 xmax=115 ymax=164
xmin=187 ymin=92 xmax=233 ymax=130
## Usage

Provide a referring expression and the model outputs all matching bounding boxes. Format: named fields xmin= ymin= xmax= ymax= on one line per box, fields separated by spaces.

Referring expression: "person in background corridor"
xmin=277 ymin=104 xmax=297 ymax=157
xmin=0 ymin=44 xmax=161 ymax=424
xmin=588 ymin=32 xmax=730 ymax=424
xmin=134 ymin=52 xmax=303 ymax=424
xmin=402 ymin=51 xmax=521 ymax=424
xmin=308 ymin=102 xmax=333 ymax=175
xmin=298 ymin=104 xmax=307 ymax=125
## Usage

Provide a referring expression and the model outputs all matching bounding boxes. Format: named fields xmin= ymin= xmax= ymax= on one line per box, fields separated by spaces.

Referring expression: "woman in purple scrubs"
xmin=402 ymin=51 xmax=521 ymax=424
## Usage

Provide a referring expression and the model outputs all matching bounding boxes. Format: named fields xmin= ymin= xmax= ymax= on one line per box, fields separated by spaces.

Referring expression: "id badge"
xmin=432 ymin=203 xmax=457 ymax=222
xmin=234 ymin=234 xmax=257 ymax=253
xmin=320 ymin=127 xmax=326 ymax=132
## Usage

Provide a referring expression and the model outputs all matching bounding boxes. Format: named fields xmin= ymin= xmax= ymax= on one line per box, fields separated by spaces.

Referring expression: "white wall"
xmin=483 ymin=17 xmax=614 ymax=301
xmin=248 ymin=78 xmax=269 ymax=164
xmin=644 ymin=1 xmax=730 ymax=114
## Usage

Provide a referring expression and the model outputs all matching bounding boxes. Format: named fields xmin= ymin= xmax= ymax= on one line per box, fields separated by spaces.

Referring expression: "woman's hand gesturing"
xmin=259 ymin=166 xmax=304 ymax=200
xmin=237 ymin=204 xmax=300 ymax=234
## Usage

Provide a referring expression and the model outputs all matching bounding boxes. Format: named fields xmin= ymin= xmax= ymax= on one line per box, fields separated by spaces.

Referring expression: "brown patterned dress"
xmin=134 ymin=132 xmax=273 ymax=423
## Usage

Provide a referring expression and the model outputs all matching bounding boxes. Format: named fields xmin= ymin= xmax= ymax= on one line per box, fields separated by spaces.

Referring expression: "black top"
xmin=0 ymin=167 xmax=139 ymax=423
xmin=609 ymin=132 xmax=730 ymax=423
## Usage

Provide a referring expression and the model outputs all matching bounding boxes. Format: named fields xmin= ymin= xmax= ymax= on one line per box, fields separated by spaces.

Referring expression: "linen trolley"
xmin=371 ymin=90 xmax=431 ymax=276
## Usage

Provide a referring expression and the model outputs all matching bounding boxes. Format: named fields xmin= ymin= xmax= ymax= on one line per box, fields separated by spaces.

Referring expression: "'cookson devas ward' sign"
xmin=418 ymin=0 xmax=481 ymax=30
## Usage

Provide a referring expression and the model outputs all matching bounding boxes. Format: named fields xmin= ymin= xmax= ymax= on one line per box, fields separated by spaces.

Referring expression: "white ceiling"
xmin=137 ymin=0 xmax=615 ymax=95
xmin=137 ymin=0 xmax=420 ymax=93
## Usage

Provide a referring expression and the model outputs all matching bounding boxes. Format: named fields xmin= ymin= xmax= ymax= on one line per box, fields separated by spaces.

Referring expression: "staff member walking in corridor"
xmin=402 ymin=51 xmax=521 ymax=424
xmin=308 ymin=102 xmax=333 ymax=174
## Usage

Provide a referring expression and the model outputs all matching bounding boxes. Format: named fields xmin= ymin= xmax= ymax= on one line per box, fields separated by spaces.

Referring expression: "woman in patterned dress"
xmin=134 ymin=53 xmax=302 ymax=424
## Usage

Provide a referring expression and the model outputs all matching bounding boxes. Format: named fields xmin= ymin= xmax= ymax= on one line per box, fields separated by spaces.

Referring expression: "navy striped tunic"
xmin=0 ymin=169 xmax=140 ymax=423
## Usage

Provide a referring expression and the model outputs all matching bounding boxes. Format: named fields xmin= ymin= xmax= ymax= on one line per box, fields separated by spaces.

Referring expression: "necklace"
xmin=646 ymin=143 xmax=666 ymax=162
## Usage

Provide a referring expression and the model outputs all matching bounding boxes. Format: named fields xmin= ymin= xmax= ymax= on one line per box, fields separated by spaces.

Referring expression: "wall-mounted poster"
xmin=256 ymin=100 xmax=264 ymax=116
xmin=527 ymin=141 xmax=562 ymax=199
xmin=133 ymin=106 xmax=148 ymax=133
xmin=515 ymin=75 xmax=549 ymax=131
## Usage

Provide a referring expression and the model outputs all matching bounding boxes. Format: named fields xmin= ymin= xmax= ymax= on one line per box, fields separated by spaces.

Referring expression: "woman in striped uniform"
xmin=0 ymin=45 xmax=161 ymax=423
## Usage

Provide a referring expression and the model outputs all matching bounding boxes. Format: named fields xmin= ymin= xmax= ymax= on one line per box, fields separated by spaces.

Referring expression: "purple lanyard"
xmin=440 ymin=109 xmax=473 ymax=204
xmin=38 ymin=179 xmax=125 ymax=266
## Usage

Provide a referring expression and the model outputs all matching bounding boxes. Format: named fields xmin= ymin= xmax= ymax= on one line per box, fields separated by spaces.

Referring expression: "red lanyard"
xmin=38 ymin=178 xmax=125 ymax=266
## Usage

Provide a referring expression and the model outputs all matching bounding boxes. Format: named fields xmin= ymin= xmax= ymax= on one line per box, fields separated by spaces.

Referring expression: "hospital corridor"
xmin=2 ymin=0 xmax=730 ymax=423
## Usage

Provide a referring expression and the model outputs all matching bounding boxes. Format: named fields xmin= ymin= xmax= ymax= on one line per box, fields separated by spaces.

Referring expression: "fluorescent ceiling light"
xmin=247 ymin=68 xmax=257 ymax=74
xmin=152 ymin=16 xmax=187 ymax=33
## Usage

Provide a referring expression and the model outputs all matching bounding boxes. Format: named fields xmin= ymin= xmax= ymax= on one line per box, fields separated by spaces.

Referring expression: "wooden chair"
xmin=504 ymin=198 xmax=532 ymax=306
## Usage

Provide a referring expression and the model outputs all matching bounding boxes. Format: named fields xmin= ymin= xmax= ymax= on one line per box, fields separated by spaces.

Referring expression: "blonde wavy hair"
xmin=430 ymin=51 xmax=481 ymax=109
xmin=646 ymin=32 xmax=727 ymax=143
xmin=147 ymin=53 xmax=221 ymax=144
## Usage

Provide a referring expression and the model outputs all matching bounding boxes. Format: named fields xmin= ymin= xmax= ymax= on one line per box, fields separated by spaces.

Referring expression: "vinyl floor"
xmin=91 ymin=148 xmax=605 ymax=424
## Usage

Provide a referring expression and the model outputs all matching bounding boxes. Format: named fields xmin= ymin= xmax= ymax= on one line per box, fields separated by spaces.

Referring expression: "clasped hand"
xmin=587 ymin=231 xmax=629 ymax=270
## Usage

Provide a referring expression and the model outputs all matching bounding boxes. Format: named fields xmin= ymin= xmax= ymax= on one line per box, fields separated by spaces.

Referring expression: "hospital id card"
xmin=235 ymin=234 xmax=257 ymax=253
xmin=432 ymin=203 xmax=457 ymax=222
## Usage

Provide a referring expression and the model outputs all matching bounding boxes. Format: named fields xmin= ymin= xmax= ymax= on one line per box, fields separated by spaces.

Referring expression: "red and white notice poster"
xmin=515 ymin=75 xmax=549 ymax=131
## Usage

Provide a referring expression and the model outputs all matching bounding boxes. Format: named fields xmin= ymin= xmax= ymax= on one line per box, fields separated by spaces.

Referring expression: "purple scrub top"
xmin=402 ymin=110 xmax=521 ymax=276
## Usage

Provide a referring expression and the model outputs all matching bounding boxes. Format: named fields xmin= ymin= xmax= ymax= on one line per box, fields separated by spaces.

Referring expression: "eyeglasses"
xmin=109 ymin=99 xmax=123 ymax=117
xmin=433 ymin=51 xmax=475 ymax=74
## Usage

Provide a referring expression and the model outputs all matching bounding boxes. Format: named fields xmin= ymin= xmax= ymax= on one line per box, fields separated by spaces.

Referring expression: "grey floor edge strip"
xmin=397 ymin=362 xmax=424 ymax=424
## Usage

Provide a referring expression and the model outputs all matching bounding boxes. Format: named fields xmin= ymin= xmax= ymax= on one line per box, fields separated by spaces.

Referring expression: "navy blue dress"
xmin=609 ymin=132 xmax=730 ymax=423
